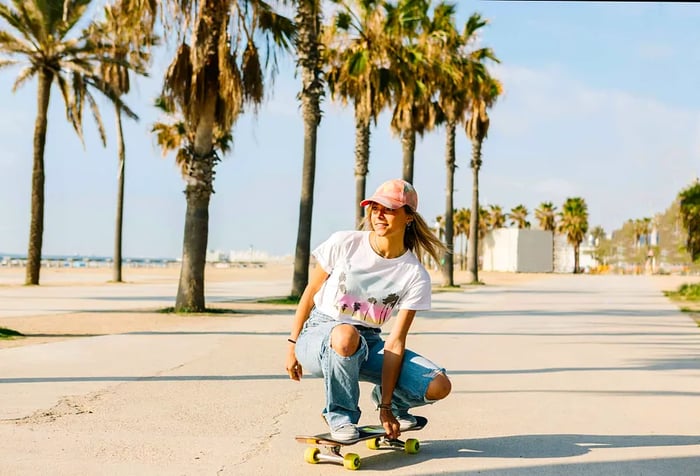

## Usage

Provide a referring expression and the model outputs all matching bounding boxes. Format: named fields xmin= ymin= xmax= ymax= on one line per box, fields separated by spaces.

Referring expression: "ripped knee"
xmin=330 ymin=324 xmax=361 ymax=357
xmin=426 ymin=372 xmax=451 ymax=401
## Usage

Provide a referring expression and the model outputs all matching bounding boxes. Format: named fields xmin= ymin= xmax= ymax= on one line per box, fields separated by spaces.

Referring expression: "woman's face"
xmin=369 ymin=203 xmax=413 ymax=238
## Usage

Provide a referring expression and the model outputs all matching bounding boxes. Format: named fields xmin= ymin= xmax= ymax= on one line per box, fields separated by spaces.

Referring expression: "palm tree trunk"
xmin=442 ymin=121 xmax=456 ymax=287
xmin=291 ymin=0 xmax=323 ymax=298
xmin=112 ymin=104 xmax=125 ymax=283
xmin=175 ymin=99 xmax=217 ymax=312
xmin=574 ymin=242 xmax=580 ymax=274
xmin=467 ymin=138 xmax=482 ymax=283
xmin=401 ymin=128 xmax=416 ymax=183
xmin=462 ymin=233 xmax=467 ymax=271
xmin=25 ymin=69 xmax=53 ymax=285
xmin=354 ymin=110 xmax=370 ymax=229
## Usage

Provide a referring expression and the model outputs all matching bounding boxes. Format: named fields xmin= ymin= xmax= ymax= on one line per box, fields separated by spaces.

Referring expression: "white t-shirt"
xmin=312 ymin=230 xmax=432 ymax=329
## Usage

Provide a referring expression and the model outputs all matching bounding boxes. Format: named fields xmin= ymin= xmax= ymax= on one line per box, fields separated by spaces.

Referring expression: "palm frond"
xmin=242 ymin=41 xmax=264 ymax=105
xmin=83 ymin=87 xmax=107 ymax=145
xmin=162 ymin=42 xmax=193 ymax=115
xmin=151 ymin=120 xmax=186 ymax=157
xmin=11 ymin=64 xmax=38 ymax=91
xmin=255 ymin=1 xmax=296 ymax=52
xmin=55 ymin=72 xmax=84 ymax=144
xmin=0 ymin=58 xmax=18 ymax=70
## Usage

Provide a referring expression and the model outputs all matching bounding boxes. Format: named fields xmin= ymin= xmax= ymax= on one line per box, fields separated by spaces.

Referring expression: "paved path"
xmin=1 ymin=275 xmax=699 ymax=475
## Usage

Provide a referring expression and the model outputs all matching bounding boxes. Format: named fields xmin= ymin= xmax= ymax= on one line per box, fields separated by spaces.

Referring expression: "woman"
xmin=285 ymin=179 xmax=452 ymax=441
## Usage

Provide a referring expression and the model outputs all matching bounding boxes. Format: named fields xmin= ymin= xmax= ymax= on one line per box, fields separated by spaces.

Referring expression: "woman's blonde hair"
xmin=361 ymin=206 xmax=446 ymax=264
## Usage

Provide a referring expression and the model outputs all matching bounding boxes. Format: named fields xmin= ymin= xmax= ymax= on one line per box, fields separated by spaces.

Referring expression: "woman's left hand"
xmin=379 ymin=408 xmax=401 ymax=440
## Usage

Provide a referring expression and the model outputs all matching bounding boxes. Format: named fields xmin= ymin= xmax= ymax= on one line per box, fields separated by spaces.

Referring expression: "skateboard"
xmin=295 ymin=416 xmax=427 ymax=470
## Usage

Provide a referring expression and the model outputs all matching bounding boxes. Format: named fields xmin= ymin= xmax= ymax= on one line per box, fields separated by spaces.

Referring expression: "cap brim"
xmin=360 ymin=196 xmax=405 ymax=210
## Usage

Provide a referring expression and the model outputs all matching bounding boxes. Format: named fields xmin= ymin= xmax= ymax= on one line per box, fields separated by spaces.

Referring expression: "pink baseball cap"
xmin=360 ymin=179 xmax=418 ymax=211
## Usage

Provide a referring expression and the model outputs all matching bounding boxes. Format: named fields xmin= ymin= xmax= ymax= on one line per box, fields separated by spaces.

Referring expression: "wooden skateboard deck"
xmin=295 ymin=416 xmax=427 ymax=470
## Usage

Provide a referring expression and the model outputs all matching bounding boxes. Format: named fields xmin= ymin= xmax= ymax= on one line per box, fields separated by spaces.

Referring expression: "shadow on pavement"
xmin=444 ymin=354 xmax=700 ymax=375
xmin=361 ymin=434 xmax=700 ymax=472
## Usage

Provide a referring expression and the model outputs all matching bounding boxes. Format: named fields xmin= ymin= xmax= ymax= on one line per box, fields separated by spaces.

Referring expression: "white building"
xmin=552 ymin=235 xmax=597 ymax=273
xmin=482 ymin=229 xmax=553 ymax=273
xmin=482 ymin=229 xmax=597 ymax=273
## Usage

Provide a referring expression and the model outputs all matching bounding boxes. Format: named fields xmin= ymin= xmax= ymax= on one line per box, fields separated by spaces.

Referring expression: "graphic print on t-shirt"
xmin=334 ymin=270 xmax=401 ymax=326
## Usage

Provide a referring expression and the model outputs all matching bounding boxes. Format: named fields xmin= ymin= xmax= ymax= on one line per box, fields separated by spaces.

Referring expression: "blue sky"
xmin=1 ymin=1 xmax=699 ymax=259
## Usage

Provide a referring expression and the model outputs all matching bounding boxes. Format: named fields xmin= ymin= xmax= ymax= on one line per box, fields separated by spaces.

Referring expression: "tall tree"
xmin=291 ymin=0 xmax=324 ymax=298
xmin=435 ymin=11 xmax=494 ymax=287
xmin=535 ymin=201 xmax=557 ymax=271
xmin=385 ymin=0 xmax=442 ymax=183
xmin=90 ymin=0 xmax=155 ymax=283
xmin=324 ymin=0 xmax=392 ymax=228
xmin=487 ymin=204 xmax=506 ymax=230
xmin=678 ymin=179 xmax=700 ymax=262
xmin=535 ymin=201 xmax=557 ymax=231
xmin=589 ymin=225 xmax=610 ymax=267
xmin=0 ymin=0 xmax=137 ymax=285
xmin=159 ymin=0 xmax=294 ymax=311
xmin=509 ymin=204 xmax=530 ymax=229
xmin=632 ymin=217 xmax=652 ymax=249
xmin=465 ymin=72 xmax=502 ymax=283
xmin=453 ymin=207 xmax=469 ymax=271
xmin=558 ymin=197 xmax=589 ymax=273
xmin=433 ymin=3 xmax=462 ymax=287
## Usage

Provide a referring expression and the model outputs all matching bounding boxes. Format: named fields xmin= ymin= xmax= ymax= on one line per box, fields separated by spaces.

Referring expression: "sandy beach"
xmin=0 ymin=264 xmax=560 ymax=349
xmin=2 ymin=265 xmax=697 ymax=351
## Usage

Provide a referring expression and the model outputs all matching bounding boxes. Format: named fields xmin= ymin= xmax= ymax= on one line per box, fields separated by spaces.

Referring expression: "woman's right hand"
xmin=286 ymin=347 xmax=303 ymax=381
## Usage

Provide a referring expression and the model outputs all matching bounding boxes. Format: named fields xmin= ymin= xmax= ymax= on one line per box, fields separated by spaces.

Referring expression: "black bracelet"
xmin=377 ymin=403 xmax=392 ymax=411
xmin=287 ymin=338 xmax=297 ymax=344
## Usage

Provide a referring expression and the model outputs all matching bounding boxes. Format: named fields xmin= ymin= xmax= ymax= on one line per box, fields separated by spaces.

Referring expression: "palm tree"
xmin=432 ymin=3 xmax=462 ymax=287
xmin=465 ymin=72 xmax=502 ymax=284
xmin=487 ymin=204 xmax=507 ymax=230
xmin=291 ymin=0 xmax=324 ymax=298
xmin=558 ymin=197 xmax=589 ymax=273
xmin=509 ymin=204 xmax=530 ymax=229
xmin=90 ymin=0 xmax=156 ymax=283
xmin=535 ymin=201 xmax=557 ymax=231
xmin=324 ymin=0 xmax=392 ymax=228
xmin=158 ymin=1 xmax=294 ymax=311
xmin=589 ymin=225 xmax=608 ymax=267
xmin=0 ymin=0 xmax=137 ymax=285
xmin=632 ymin=217 xmax=652 ymax=249
xmin=535 ymin=201 xmax=557 ymax=271
xmin=678 ymin=179 xmax=700 ymax=261
xmin=453 ymin=207 xmax=470 ymax=271
xmin=385 ymin=0 xmax=442 ymax=183
xmin=152 ymin=99 xmax=233 ymax=178
xmin=435 ymin=11 xmax=494 ymax=287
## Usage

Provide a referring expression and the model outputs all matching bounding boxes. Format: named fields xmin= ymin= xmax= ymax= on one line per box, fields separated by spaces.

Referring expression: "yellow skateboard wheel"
xmin=304 ymin=447 xmax=320 ymax=464
xmin=404 ymin=438 xmax=420 ymax=454
xmin=366 ymin=437 xmax=381 ymax=450
xmin=343 ymin=453 xmax=361 ymax=470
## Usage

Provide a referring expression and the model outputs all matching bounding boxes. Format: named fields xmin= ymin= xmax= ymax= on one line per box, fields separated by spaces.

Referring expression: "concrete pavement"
xmin=1 ymin=274 xmax=699 ymax=475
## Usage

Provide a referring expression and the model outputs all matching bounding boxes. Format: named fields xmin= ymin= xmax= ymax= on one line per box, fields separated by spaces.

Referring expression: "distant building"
xmin=553 ymin=235 xmax=596 ymax=273
xmin=481 ymin=229 xmax=598 ymax=273
xmin=482 ymin=229 xmax=553 ymax=273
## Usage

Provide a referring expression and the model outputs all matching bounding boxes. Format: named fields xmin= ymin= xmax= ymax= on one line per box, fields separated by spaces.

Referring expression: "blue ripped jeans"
xmin=295 ymin=308 xmax=446 ymax=431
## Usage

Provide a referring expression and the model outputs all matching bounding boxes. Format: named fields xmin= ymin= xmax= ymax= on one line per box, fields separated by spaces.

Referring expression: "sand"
xmin=1 ymin=264 xmax=697 ymax=350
